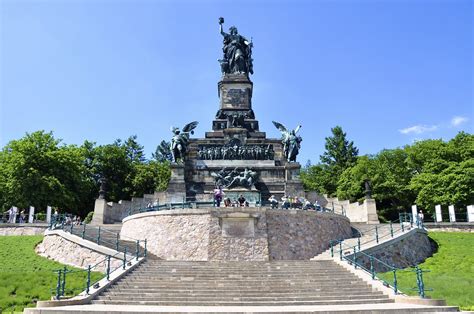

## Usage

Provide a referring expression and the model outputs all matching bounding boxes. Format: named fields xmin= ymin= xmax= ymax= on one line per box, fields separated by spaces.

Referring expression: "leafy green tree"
xmin=320 ymin=126 xmax=359 ymax=169
xmin=337 ymin=149 xmax=415 ymax=219
xmin=130 ymin=161 xmax=171 ymax=197
xmin=0 ymin=131 xmax=87 ymax=214
xmin=408 ymin=132 xmax=474 ymax=212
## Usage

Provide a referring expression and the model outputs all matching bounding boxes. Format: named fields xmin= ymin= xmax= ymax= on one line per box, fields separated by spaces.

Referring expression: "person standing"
xmin=214 ymin=186 xmax=224 ymax=207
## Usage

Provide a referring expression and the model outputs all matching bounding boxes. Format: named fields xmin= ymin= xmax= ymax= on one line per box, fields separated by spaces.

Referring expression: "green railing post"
xmin=116 ymin=233 xmax=120 ymax=251
xmin=357 ymin=236 xmax=361 ymax=251
xmin=86 ymin=265 xmax=91 ymax=294
xmin=106 ymin=255 xmax=111 ymax=281
xmin=392 ymin=268 xmax=398 ymax=294
xmin=136 ymin=240 xmax=139 ymax=261
xmin=416 ymin=266 xmax=426 ymax=298
xmin=123 ymin=248 xmax=127 ymax=270
xmin=401 ymin=220 xmax=405 ymax=232
xmin=375 ymin=226 xmax=379 ymax=243
xmin=330 ymin=241 xmax=334 ymax=258
xmin=55 ymin=270 xmax=62 ymax=300
xmin=182 ymin=196 xmax=185 ymax=209
xmin=70 ymin=223 xmax=73 ymax=233
xmin=353 ymin=246 xmax=357 ymax=269
xmin=370 ymin=256 xmax=375 ymax=279
xmin=390 ymin=221 xmax=393 ymax=237
xmin=97 ymin=226 xmax=101 ymax=245
xmin=82 ymin=223 xmax=86 ymax=239
xmin=61 ymin=266 xmax=67 ymax=297
xmin=339 ymin=241 xmax=342 ymax=261
xmin=410 ymin=215 xmax=413 ymax=228
xmin=144 ymin=239 xmax=147 ymax=258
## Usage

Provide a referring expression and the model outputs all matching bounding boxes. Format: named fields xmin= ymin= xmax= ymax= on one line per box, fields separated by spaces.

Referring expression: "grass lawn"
xmin=0 ymin=235 xmax=102 ymax=313
xmin=379 ymin=232 xmax=474 ymax=311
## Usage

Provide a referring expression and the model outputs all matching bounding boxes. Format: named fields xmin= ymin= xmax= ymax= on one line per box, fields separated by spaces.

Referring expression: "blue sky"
xmin=1 ymin=0 xmax=472 ymax=164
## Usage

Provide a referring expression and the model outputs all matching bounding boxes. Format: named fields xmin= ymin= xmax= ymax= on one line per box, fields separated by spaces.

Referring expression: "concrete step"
xmin=96 ymin=294 xmax=388 ymax=302
xmin=91 ymin=298 xmax=395 ymax=306
xmin=102 ymin=290 xmax=384 ymax=297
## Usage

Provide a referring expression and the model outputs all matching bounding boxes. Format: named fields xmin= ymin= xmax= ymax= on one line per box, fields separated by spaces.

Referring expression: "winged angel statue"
xmin=170 ymin=121 xmax=199 ymax=163
xmin=272 ymin=121 xmax=302 ymax=162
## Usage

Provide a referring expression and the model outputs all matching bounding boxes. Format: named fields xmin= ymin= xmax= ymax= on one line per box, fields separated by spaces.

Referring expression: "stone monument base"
xmin=121 ymin=207 xmax=352 ymax=261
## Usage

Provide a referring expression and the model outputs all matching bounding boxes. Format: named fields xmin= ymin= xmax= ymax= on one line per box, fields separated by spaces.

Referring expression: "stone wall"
xmin=36 ymin=234 xmax=122 ymax=272
xmin=121 ymin=210 xmax=211 ymax=261
xmin=267 ymin=211 xmax=353 ymax=260
xmin=0 ymin=224 xmax=47 ymax=236
xmin=347 ymin=229 xmax=433 ymax=272
xmin=121 ymin=208 xmax=352 ymax=261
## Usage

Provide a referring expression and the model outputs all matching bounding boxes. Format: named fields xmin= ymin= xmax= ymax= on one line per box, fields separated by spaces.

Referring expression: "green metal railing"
xmin=327 ymin=214 xmax=430 ymax=298
xmin=49 ymin=215 xmax=144 ymax=255
xmin=52 ymin=245 xmax=146 ymax=300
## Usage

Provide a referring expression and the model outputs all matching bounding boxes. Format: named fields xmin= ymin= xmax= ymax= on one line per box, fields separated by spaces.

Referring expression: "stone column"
xmin=448 ymin=205 xmax=456 ymax=223
xmin=28 ymin=206 xmax=35 ymax=224
xmin=411 ymin=205 xmax=418 ymax=225
xmin=435 ymin=205 xmax=442 ymax=223
xmin=12 ymin=206 xmax=18 ymax=224
xmin=46 ymin=206 xmax=52 ymax=224
xmin=467 ymin=205 xmax=474 ymax=223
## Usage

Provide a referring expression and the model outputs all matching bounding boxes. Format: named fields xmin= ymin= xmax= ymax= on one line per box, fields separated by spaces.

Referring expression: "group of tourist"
xmin=3 ymin=207 xmax=28 ymax=223
xmin=214 ymin=187 xmax=250 ymax=207
xmin=268 ymin=195 xmax=322 ymax=211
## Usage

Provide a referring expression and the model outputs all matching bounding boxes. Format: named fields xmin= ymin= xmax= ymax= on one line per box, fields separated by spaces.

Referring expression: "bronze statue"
xmin=218 ymin=17 xmax=254 ymax=75
xmin=170 ymin=121 xmax=199 ymax=163
xmin=272 ymin=121 xmax=302 ymax=162
xmin=211 ymin=167 xmax=258 ymax=189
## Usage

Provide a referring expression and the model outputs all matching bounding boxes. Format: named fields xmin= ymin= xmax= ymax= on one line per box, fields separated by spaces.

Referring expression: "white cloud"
xmin=399 ymin=125 xmax=438 ymax=135
xmin=451 ymin=116 xmax=468 ymax=127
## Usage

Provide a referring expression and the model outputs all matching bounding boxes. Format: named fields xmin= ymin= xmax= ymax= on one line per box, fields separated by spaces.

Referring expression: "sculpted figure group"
xmin=211 ymin=167 xmax=258 ymax=189
xmin=198 ymin=144 xmax=274 ymax=160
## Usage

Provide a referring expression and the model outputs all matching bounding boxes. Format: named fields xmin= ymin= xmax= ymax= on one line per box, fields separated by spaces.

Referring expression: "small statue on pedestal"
xmin=170 ymin=121 xmax=199 ymax=163
xmin=272 ymin=121 xmax=303 ymax=162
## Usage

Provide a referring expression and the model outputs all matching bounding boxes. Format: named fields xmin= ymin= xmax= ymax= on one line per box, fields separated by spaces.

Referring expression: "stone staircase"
xmin=93 ymin=260 xmax=392 ymax=306
xmin=65 ymin=223 xmax=160 ymax=259
xmin=313 ymin=222 xmax=411 ymax=260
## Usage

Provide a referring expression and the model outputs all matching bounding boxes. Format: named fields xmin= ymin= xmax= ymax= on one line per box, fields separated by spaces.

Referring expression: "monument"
xmin=165 ymin=17 xmax=304 ymax=204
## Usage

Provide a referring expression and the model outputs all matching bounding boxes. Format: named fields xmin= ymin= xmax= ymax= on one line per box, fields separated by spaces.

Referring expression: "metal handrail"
xmin=52 ymin=239 xmax=147 ymax=300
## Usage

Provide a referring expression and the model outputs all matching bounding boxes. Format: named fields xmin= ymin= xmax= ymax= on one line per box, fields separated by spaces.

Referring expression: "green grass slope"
xmin=0 ymin=235 xmax=101 ymax=312
xmin=380 ymin=232 xmax=474 ymax=310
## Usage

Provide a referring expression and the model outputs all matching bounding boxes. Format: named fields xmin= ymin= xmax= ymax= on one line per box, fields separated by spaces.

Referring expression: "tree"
xmin=0 ymin=131 xmax=87 ymax=214
xmin=130 ymin=161 xmax=171 ymax=197
xmin=318 ymin=126 xmax=359 ymax=195
xmin=337 ymin=149 xmax=415 ymax=219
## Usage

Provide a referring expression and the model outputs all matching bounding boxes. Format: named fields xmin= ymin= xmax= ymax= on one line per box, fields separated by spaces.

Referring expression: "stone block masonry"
xmin=36 ymin=233 xmax=123 ymax=272
xmin=121 ymin=208 xmax=352 ymax=261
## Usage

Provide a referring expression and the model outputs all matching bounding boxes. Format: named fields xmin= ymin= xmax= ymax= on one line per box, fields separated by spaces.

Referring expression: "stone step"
xmin=103 ymin=289 xmax=383 ymax=296
xmin=91 ymin=298 xmax=394 ymax=306
xmin=124 ymin=272 xmax=357 ymax=277
xmin=95 ymin=294 xmax=388 ymax=302
xmin=111 ymin=283 xmax=372 ymax=290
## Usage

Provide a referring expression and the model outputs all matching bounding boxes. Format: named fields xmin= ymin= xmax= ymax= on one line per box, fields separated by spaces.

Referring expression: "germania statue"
xmin=218 ymin=17 xmax=254 ymax=75
xmin=170 ymin=121 xmax=199 ymax=163
xmin=272 ymin=121 xmax=303 ymax=162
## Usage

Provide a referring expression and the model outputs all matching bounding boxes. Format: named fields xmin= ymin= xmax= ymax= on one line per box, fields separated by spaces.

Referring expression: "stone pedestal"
xmin=91 ymin=198 xmax=108 ymax=224
xmin=364 ymin=199 xmax=380 ymax=224
xmin=166 ymin=163 xmax=187 ymax=202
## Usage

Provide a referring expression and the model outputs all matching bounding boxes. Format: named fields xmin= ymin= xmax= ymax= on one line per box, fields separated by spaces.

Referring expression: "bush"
xmin=84 ymin=211 xmax=94 ymax=224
